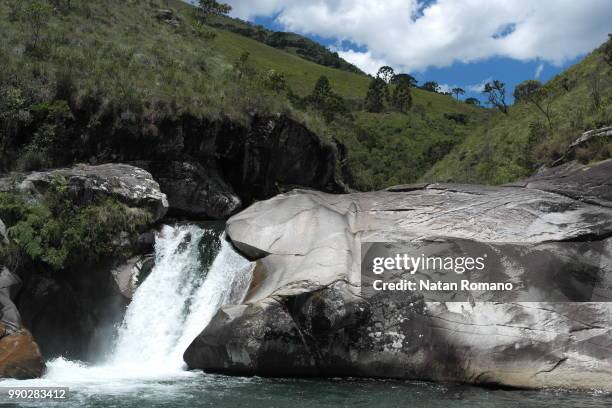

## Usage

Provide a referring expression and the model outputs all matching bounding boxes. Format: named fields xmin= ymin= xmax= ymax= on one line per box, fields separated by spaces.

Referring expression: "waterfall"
xmin=109 ymin=224 xmax=253 ymax=370
xmin=1 ymin=223 xmax=253 ymax=386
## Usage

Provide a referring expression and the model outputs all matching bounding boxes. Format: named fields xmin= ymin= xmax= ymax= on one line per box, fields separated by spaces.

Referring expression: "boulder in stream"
xmin=185 ymin=159 xmax=612 ymax=390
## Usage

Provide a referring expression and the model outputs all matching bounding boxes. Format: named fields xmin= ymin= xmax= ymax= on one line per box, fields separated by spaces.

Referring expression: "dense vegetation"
xmin=0 ymin=0 xmax=610 ymax=193
xmin=425 ymin=42 xmax=612 ymax=184
xmin=0 ymin=0 xmax=483 ymax=192
xmin=0 ymin=180 xmax=152 ymax=271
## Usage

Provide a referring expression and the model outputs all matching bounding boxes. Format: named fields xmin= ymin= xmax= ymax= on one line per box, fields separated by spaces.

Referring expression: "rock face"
xmin=0 ymin=164 xmax=166 ymax=361
xmin=508 ymin=158 xmax=612 ymax=207
xmin=0 ymin=219 xmax=6 ymax=244
xmin=0 ymin=163 xmax=169 ymax=221
xmin=110 ymin=255 xmax=155 ymax=300
xmin=0 ymin=267 xmax=22 ymax=333
xmin=131 ymin=161 xmax=241 ymax=219
xmin=0 ymin=324 xmax=45 ymax=379
xmin=15 ymin=263 xmax=129 ymax=361
xmin=185 ymin=159 xmax=612 ymax=390
xmin=0 ymin=114 xmax=346 ymax=219
xmin=550 ymin=126 xmax=612 ymax=167
xmin=217 ymin=116 xmax=344 ymax=204
xmin=0 ymin=267 xmax=45 ymax=379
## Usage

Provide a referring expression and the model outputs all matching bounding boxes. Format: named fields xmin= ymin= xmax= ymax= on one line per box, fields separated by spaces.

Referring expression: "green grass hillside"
xmin=206 ymin=13 xmax=364 ymax=74
xmin=424 ymin=43 xmax=612 ymax=185
xmin=0 ymin=0 xmax=485 ymax=191
xmin=1 ymin=0 xmax=607 ymax=192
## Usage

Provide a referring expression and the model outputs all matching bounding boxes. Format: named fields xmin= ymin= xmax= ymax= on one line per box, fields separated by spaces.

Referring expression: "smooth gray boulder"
xmin=508 ymin=158 xmax=612 ymax=207
xmin=110 ymin=255 xmax=155 ymax=300
xmin=185 ymin=160 xmax=612 ymax=390
xmin=0 ymin=267 xmax=46 ymax=379
xmin=0 ymin=163 xmax=169 ymax=221
xmin=0 ymin=267 xmax=22 ymax=333
xmin=0 ymin=218 xmax=6 ymax=245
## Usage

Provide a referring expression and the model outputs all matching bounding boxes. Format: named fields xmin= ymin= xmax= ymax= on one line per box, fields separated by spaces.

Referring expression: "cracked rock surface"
xmin=184 ymin=159 xmax=612 ymax=390
xmin=0 ymin=163 xmax=169 ymax=222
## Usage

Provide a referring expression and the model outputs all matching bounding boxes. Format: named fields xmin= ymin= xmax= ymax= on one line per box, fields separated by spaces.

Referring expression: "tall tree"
xmin=390 ymin=73 xmax=418 ymax=88
xmin=421 ymin=81 xmax=440 ymax=93
xmin=603 ymin=33 xmax=612 ymax=68
xmin=311 ymin=76 xmax=332 ymax=104
xmin=452 ymin=87 xmax=465 ymax=100
xmin=513 ymin=80 xmax=553 ymax=129
xmin=306 ymin=76 xmax=347 ymax=122
xmin=483 ymin=80 xmax=508 ymax=114
xmin=391 ymin=81 xmax=413 ymax=113
xmin=364 ymin=77 xmax=386 ymax=113
xmin=376 ymin=66 xmax=395 ymax=83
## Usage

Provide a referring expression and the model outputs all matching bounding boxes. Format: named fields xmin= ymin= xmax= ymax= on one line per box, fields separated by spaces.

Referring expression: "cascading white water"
xmin=111 ymin=224 xmax=253 ymax=370
xmin=3 ymin=223 xmax=254 ymax=386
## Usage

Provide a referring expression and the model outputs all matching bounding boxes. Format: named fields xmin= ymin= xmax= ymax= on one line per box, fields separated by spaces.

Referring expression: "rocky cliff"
xmin=2 ymin=112 xmax=346 ymax=220
xmin=0 ymin=164 xmax=168 ymax=366
xmin=185 ymin=159 xmax=612 ymax=390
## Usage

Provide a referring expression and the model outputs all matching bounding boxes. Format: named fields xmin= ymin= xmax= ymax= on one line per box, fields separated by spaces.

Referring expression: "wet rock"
xmin=0 ymin=324 xmax=45 ymax=379
xmin=0 ymin=267 xmax=22 ymax=333
xmin=111 ymin=255 xmax=155 ymax=300
xmin=0 ymin=218 xmax=6 ymax=244
xmin=0 ymin=268 xmax=45 ymax=379
xmin=17 ymin=264 xmax=128 ymax=361
xmin=186 ymin=160 xmax=612 ymax=390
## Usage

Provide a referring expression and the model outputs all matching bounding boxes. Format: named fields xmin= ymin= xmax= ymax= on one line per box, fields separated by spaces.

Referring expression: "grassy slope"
xmin=424 ymin=47 xmax=612 ymax=185
xmin=206 ymin=13 xmax=363 ymax=74
xmin=1 ymin=0 xmax=485 ymax=190
xmin=7 ymin=0 xmax=604 ymax=191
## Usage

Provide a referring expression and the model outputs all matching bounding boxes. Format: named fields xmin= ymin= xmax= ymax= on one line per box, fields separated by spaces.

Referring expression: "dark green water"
xmin=2 ymin=373 xmax=610 ymax=408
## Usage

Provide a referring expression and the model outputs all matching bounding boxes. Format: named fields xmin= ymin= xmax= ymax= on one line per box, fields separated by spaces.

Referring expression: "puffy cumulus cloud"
xmin=222 ymin=0 xmax=612 ymax=73
xmin=225 ymin=0 xmax=290 ymax=19
xmin=336 ymin=49 xmax=389 ymax=76
xmin=466 ymin=77 xmax=493 ymax=93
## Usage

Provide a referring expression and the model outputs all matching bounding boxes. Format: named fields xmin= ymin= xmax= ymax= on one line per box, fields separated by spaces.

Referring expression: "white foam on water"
xmin=0 ymin=224 xmax=253 ymax=390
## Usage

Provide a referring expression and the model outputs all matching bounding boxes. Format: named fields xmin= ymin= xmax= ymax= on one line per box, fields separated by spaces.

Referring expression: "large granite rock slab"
xmin=507 ymin=158 xmax=612 ymax=207
xmin=0 ymin=163 xmax=169 ymax=221
xmin=185 ymin=160 xmax=612 ymax=390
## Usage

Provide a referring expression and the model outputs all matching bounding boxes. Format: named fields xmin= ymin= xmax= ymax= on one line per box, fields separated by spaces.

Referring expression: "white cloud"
xmin=465 ymin=77 xmax=493 ymax=93
xmin=438 ymin=84 xmax=453 ymax=93
xmin=223 ymin=0 xmax=612 ymax=73
xmin=336 ymin=50 xmax=388 ymax=76
xmin=534 ymin=62 xmax=545 ymax=79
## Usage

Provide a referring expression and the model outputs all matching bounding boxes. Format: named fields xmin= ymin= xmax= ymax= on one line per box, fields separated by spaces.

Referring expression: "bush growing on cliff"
xmin=0 ymin=184 xmax=152 ymax=270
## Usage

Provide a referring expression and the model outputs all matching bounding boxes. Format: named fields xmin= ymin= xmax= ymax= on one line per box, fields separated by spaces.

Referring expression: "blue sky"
xmin=252 ymin=13 xmax=582 ymax=103
xmin=212 ymin=1 xmax=612 ymax=104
